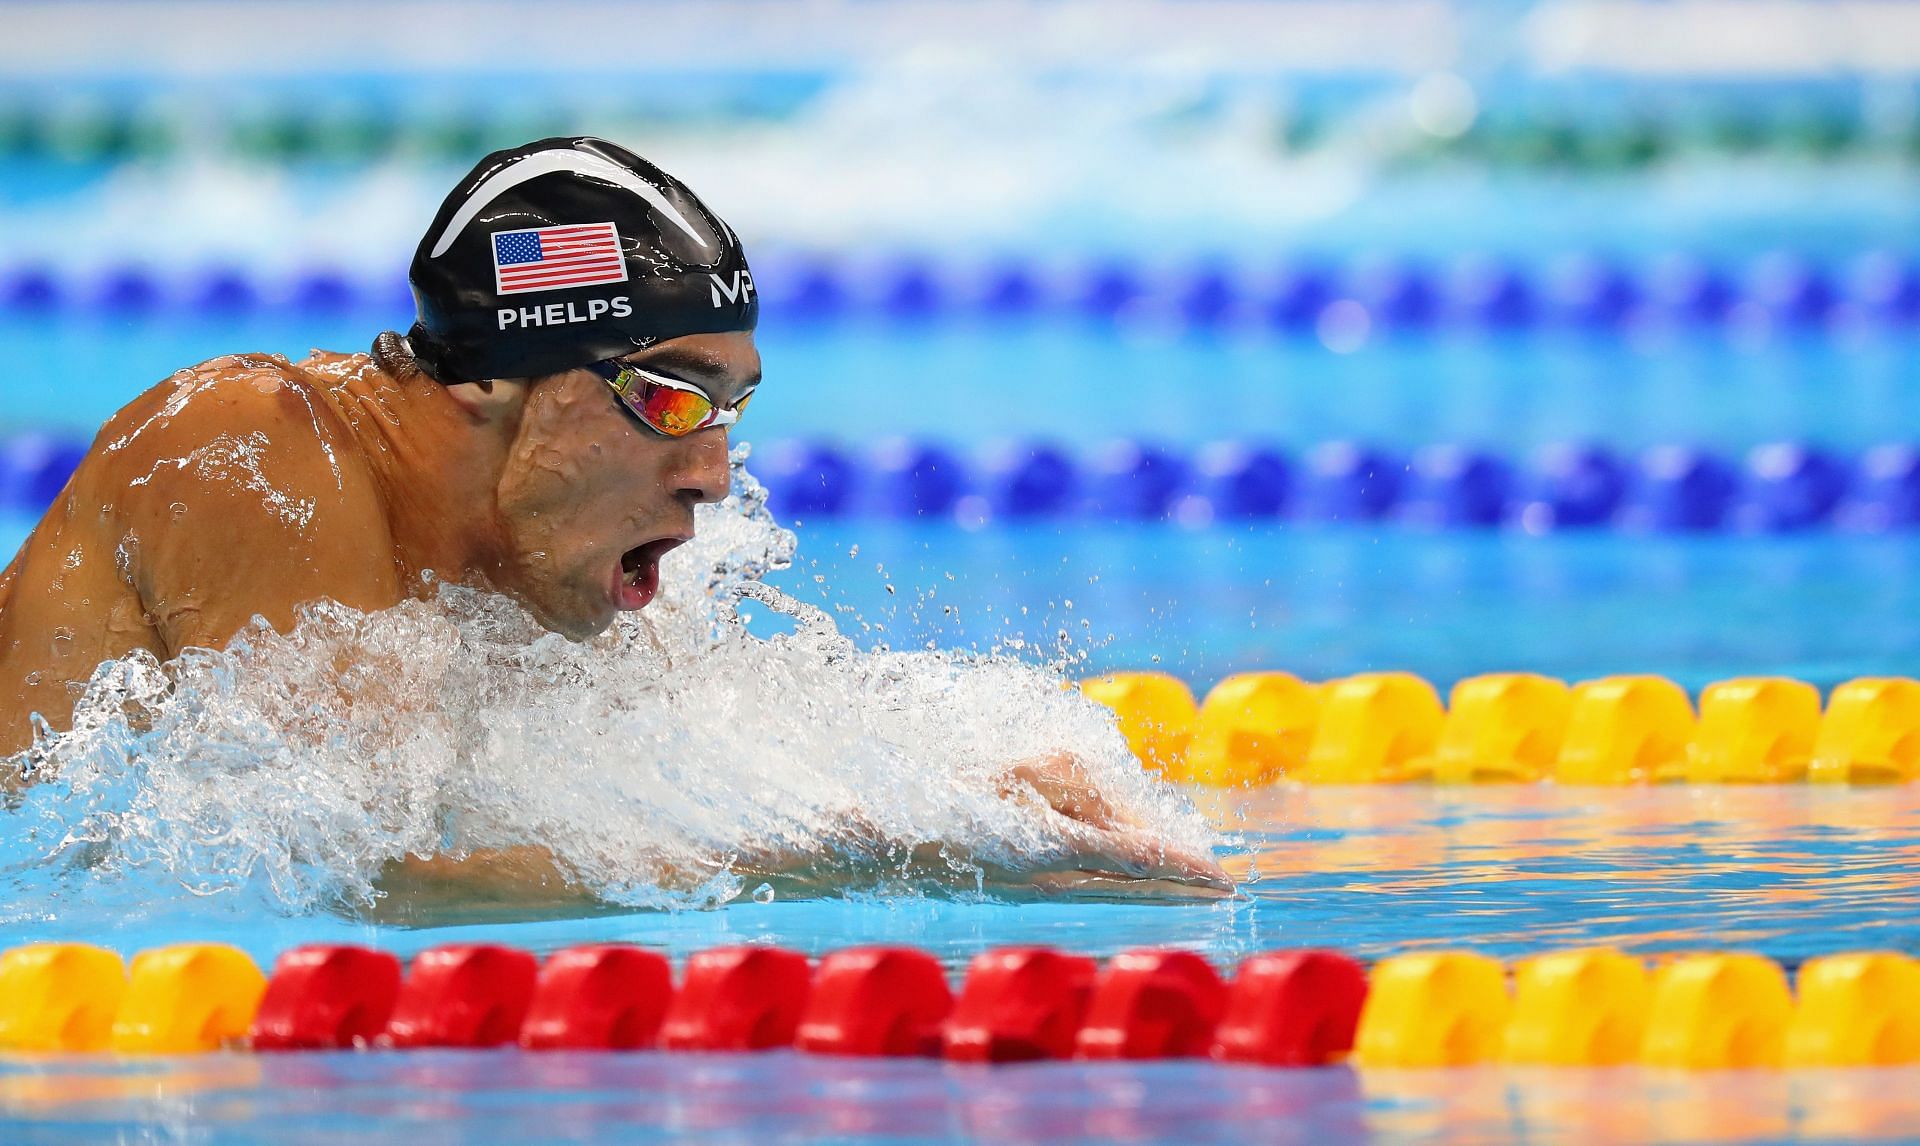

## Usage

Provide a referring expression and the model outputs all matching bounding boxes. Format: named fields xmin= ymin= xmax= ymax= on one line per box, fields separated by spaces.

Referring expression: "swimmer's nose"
xmin=673 ymin=428 xmax=732 ymax=505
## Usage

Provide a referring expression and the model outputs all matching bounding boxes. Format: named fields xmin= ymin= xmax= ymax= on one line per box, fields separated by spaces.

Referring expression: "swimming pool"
xmin=7 ymin=11 xmax=1920 ymax=1132
xmin=0 ymin=785 xmax=1915 ymax=1140
xmin=3 ymin=308 xmax=1919 ymax=1138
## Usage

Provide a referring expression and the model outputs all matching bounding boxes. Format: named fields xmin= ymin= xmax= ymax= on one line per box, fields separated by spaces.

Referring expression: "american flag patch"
xmin=491 ymin=222 xmax=628 ymax=296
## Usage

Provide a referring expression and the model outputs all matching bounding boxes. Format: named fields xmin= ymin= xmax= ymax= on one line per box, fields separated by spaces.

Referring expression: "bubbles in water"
xmin=2 ymin=450 xmax=1214 ymax=919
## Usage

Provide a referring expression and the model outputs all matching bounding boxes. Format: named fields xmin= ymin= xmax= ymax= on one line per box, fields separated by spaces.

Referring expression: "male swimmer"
xmin=0 ymin=137 xmax=1228 ymax=901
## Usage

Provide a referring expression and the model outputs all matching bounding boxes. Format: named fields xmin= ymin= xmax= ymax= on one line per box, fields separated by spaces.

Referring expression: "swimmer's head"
xmin=399 ymin=138 xmax=760 ymax=637
xmin=405 ymin=136 xmax=757 ymax=384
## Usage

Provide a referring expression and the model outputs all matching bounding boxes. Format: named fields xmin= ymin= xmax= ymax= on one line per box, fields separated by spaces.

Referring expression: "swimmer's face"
xmin=492 ymin=331 xmax=760 ymax=639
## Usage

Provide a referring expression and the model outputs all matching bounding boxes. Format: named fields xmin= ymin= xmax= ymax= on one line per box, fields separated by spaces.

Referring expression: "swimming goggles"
xmin=586 ymin=360 xmax=751 ymax=438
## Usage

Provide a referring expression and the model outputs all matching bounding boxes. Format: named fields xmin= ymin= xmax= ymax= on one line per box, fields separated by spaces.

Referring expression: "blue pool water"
xmin=6 ymin=1050 xmax=1919 ymax=1143
xmin=10 ymin=312 xmax=1920 ymax=689
xmin=1 ymin=784 xmax=1916 ymax=1140
xmin=6 ymin=314 xmax=1920 ymax=453
xmin=5 ymin=315 xmax=1920 ymax=1140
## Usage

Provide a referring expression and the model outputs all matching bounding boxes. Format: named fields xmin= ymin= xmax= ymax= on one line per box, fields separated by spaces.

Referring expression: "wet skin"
xmin=0 ymin=331 xmax=752 ymax=756
xmin=0 ymin=333 xmax=1230 ymax=901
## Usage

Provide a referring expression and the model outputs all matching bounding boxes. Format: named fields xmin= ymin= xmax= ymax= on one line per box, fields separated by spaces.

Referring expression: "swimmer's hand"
xmin=996 ymin=751 xmax=1234 ymax=900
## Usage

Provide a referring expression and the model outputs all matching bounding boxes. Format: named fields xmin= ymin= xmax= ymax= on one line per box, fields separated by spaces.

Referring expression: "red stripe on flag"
xmin=504 ymin=253 xmax=622 ymax=272
xmin=500 ymin=258 xmax=625 ymax=283
xmin=501 ymin=273 xmax=627 ymax=292
xmin=499 ymin=274 xmax=627 ymax=294
xmin=498 ymin=263 xmax=629 ymax=292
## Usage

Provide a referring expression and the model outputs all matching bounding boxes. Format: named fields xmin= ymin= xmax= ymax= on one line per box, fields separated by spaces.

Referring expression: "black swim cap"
xmin=405 ymin=136 xmax=757 ymax=383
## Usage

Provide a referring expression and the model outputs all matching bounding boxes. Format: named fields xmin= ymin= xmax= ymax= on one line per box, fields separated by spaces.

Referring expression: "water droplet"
xmin=752 ymin=883 xmax=776 ymax=904
xmin=114 ymin=535 xmax=140 ymax=583
xmin=50 ymin=627 xmax=75 ymax=658
xmin=420 ymin=569 xmax=436 ymax=584
xmin=169 ymin=502 xmax=187 ymax=519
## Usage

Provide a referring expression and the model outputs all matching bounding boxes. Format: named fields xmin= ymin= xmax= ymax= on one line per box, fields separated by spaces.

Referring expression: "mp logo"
xmin=709 ymin=270 xmax=755 ymax=308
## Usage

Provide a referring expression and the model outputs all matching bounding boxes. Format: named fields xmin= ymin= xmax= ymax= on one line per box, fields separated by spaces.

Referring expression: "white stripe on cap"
xmin=428 ymin=147 xmax=711 ymax=259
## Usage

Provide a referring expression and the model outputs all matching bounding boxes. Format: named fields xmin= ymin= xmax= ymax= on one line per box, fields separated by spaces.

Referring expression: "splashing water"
xmin=1 ymin=451 xmax=1215 ymax=918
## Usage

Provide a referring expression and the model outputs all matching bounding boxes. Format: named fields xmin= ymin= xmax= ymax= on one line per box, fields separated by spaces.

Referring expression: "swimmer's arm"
xmin=113 ymin=374 xmax=403 ymax=654
xmin=370 ymin=848 xmax=595 ymax=923
xmin=370 ymin=757 xmax=1233 ymax=914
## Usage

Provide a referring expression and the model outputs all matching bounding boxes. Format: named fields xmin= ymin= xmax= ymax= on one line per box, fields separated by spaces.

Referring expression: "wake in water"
xmin=2 ymin=451 xmax=1218 ymax=918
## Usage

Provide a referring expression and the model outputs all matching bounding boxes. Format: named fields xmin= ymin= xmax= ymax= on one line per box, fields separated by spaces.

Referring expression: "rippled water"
xmin=1213 ymin=785 xmax=1920 ymax=965
xmin=0 ymin=783 xmax=1914 ymax=1141
xmin=4 ymin=323 xmax=1918 ymax=1143
xmin=1 ymin=447 xmax=1916 ymax=969
xmin=2 ymin=457 xmax=1219 ymax=931
xmin=2 ymin=1047 xmax=1917 ymax=1143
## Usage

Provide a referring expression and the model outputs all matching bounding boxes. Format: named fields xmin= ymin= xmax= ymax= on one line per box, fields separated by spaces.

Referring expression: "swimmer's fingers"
xmin=1048 ymin=819 xmax=1235 ymax=895
xmin=997 ymin=750 xmax=1130 ymax=831
xmin=1024 ymin=871 xmax=1236 ymax=902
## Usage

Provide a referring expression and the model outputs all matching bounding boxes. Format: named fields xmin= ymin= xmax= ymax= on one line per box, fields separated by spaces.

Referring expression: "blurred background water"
xmin=5 ymin=0 xmax=1920 ymax=689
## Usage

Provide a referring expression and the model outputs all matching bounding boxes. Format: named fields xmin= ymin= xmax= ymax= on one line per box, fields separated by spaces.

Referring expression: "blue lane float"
xmin=7 ymin=431 xmax=1920 ymax=535
xmin=1300 ymin=442 xmax=1403 ymax=522
xmin=1843 ymin=444 xmax=1920 ymax=530
xmin=746 ymin=437 xmax=1920 ymax=534
xmin=0 ymin=434 xmax=87 ymax=512
xmin=977 ymin=441 xmax=1080 ymax=518
xmin=5 ymin=252 xmax=1920 ymax=331
xmin=1193 ymin=442 xmax=1291 ymax=520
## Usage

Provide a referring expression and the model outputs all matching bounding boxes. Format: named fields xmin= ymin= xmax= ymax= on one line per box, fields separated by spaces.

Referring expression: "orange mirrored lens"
xmin=638 ymin=379 xmax=715 ymax=436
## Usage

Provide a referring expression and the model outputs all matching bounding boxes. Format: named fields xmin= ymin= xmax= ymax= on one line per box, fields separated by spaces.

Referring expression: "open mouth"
xmin=614 ymin=536 xmax=687 ymax=610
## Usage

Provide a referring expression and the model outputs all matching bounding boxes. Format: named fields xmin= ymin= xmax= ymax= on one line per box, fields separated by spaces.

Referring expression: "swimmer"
xmin=0 ymin=137 xmax=1229 ymax=902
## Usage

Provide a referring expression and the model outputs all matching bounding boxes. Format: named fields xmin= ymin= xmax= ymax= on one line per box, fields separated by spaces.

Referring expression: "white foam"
xmin=7 ymin=450 xmax=1215 ymax=914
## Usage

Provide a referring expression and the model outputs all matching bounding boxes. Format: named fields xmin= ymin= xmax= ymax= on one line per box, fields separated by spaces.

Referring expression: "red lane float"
xmin=1210 ymin=949 xmax=1369 ymax=1066
xmin=520 ymin=945 xmax=674 ymax=1051
xmin=251 ymin=945 xmax=403 ymax=1051
xmin=944 ymin=946 xmax=1098 ymax=1063
xmin=24 ymin=939 xmax=1916 ymax=1070
xmin=657 ymin=946 xmax=812 ymax=1052
xmin=795 ymin=946 xmax=954 ymax=1057
xmin=383 ymin=944 xmax=539 ymax=1049
xmin=1075 ymin=948 xmax=1227 ymax=1059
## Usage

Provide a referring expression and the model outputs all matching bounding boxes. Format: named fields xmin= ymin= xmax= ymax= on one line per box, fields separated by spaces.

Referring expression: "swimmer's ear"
xmin=441 ymin=377 xmax=530 ymax=426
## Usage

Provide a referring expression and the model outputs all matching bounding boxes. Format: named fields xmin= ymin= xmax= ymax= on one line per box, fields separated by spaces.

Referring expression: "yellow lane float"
xmin=110 ymin=944 xmax=268 ymax=1054
xmin=1082 ymin=668 xmax=1920 ymax=786
xmin=1184 ymin=672 xmax=1320 ymax=786
xmin=1301 ymin=673 xmax=1445 ymax=784
xmin=1503 ymin=947 xmax=1651 ymax=1066
xmin=1353 ymin=951 xmax=1511 ymax=1067
xmin=0 ymin=944 xmax=128 ymax=1052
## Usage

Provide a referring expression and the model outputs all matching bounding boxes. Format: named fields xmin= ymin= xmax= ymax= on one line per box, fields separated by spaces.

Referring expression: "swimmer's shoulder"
xmin=85 ymin=352 xmax=386 ymax=526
